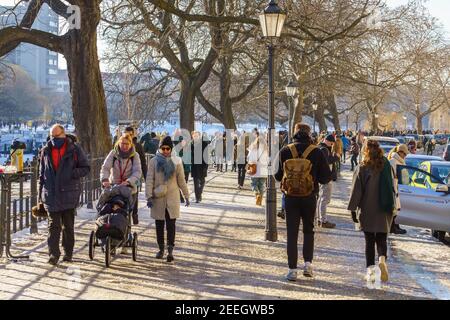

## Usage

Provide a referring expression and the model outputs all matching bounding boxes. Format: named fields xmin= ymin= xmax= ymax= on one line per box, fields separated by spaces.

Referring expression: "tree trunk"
xmin=317 ymin=105 xmax=327 ymax=132
xmin=64 ymin=2 xmax=111 ymax=158
xmin=416 ymin=114 xmax=423 ymax=133
xmin=179 ymin=81 xmax=196 ymax=132
xmin=326 ymin=94 xmax=341 ymax=131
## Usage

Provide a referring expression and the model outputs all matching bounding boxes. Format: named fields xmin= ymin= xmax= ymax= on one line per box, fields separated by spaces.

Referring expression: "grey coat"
xmin=347 ymin=164 xmax=394 ymax=233
xmin=100 ymin=147 xmax=142 ymax=194
xmin=145 ymin=155 xmax=189 ymax=220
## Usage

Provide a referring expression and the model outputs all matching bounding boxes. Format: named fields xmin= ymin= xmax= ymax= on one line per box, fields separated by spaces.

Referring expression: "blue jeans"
xmin=251 ymin=178 xmax=266 ymax=195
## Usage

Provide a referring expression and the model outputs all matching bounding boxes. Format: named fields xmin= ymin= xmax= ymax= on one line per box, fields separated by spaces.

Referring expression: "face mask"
xmin=51 ymin=137 xmax=66 ymax=149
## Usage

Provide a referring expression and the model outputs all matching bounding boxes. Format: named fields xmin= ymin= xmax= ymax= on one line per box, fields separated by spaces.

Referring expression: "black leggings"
xmin=155 ymin=211 xmax=176 ymax=249
xmin=351 ymin=154 xmax=358 ymax=170
xmin=285 ymin=197 xmax=316 ymax=269
xmin=238 ymin=164 xmax=246 ymax=187
xmin=364 ymin=232 xmax=387 ymax=267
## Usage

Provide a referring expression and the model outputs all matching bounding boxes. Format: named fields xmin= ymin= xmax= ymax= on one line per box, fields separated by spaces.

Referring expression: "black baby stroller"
xmin=88 ymin=185 xmax=138 ymax=267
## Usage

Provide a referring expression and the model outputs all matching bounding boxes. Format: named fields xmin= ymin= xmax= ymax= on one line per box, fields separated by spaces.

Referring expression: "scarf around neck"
xmin=155 ymin=152 xmax=175 ymax=182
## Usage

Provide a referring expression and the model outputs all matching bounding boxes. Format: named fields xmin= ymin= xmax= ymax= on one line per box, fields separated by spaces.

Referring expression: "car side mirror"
xmin=436 ymin=184 xmax=449 ymax=194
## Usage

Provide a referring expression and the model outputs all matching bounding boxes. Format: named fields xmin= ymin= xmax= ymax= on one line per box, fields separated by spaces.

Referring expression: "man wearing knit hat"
xmin=317 ymin=134 xmax=340 ymax=228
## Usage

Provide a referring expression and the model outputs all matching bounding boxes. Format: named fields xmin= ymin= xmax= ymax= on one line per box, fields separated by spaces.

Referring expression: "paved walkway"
xmin=0 ymin=164 xmax=446 ymax=300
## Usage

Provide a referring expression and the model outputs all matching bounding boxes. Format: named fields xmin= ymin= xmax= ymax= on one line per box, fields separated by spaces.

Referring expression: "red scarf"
xmin=51 ymin=141 xmax=67 ymax=171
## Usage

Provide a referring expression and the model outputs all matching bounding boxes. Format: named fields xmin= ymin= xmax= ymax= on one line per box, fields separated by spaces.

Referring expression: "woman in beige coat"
xmin=145 ymin=136 xmax=190 ymax=262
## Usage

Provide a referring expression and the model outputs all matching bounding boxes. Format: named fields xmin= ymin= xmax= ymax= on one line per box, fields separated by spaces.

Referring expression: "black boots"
xmin=156 ymin=245 xmax=164 ymax=259
xmin=167 ymin=245 xmax=174 ymax=263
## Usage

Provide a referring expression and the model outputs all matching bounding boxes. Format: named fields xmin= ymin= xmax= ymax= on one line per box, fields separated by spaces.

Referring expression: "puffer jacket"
xmin=247 ymin=144 xmax=269 ymax=178
xmin=39 ymin=136 xmax=90 ymax=213
xmin=100 ymin=146 xmax=142 ymax=194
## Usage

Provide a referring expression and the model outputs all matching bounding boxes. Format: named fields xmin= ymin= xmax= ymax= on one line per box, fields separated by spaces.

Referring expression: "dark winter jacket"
xmin=191 ymin=139 xmax=210 ymax=178
xmin=275 ymin=132 xmax=332 ymax=196
xmin=133 ymin=137 xmax=147 ymax=179
xmin=319 ymin=142 xmax=339 ymax=182
xmin=39 ymin=136 xmax=90 ymax=213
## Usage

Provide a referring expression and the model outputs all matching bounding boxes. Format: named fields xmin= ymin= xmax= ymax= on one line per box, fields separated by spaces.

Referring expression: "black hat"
xmin=325 ymin=134 xmax=336 ymax=143
xmin=160 ymin=135 xmax=174 ymax=149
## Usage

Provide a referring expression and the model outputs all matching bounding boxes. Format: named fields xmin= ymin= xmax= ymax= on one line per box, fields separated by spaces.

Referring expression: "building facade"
xmin=0 ymin=3 xmax=61 ymax=91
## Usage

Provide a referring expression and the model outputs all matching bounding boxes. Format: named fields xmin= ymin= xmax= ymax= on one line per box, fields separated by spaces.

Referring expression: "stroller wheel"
xmin=105 ymin=236 xmax=111 ymax=268
xmin=132 ymin=232 xmax=138 ymax=262
xmin=89 ymin=231 xmax=95 ymax=260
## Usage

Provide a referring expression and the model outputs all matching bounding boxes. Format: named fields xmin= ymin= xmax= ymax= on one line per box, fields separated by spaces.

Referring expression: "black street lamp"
xmin=285 ymin=79 xmax=298 ymax=142
xmin=312 ymin=102 xmax=318 ymax=133
xmin=259 ymin=0 xmax=286 ymax=242
xmin=345 ymin=110 xmax=350 ymax=131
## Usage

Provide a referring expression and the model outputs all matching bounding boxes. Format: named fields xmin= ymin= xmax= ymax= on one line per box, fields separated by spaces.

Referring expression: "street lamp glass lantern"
xmin=259 ymin=1 xmax=286 ymax=38
xmin=312 ymin=103 xmax=318 ymax=111
xmin=285 ymin=80 xmax=297 ymax=97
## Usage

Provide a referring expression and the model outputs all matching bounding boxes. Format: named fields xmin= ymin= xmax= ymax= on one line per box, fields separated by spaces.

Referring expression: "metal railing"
xmin=0 ymin=156 xmax=105 ymax=239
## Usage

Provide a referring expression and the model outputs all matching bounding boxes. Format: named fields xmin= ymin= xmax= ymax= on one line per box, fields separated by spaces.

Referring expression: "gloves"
xmin=147 ymin=198 xmax=153 ymax=208
xmin=185 ymin=199 xmax=190 ymax=207
xmin=351 ymin=211 xmax=359 ymax=223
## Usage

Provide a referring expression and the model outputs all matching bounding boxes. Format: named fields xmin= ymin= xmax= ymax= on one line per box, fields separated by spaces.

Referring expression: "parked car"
xmin=444 ymin=144 xmax=450 ymax=161
xmin=363 ymin=136 xmax=400 ymax=155
xmin=435 ymin=134 xmax=449 ymax=145
xmin=396 ymin=163 xmax=450 ymax=241
xmin=405 ymin=154 xmax=444 ymax=169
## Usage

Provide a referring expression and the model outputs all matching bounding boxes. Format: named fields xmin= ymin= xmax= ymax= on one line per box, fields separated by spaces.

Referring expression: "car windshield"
xmin=379 ymin=141 xmax=399 ymax=147
xmin=405 ymin=158 xmax=426 ymax=168
xmin=430 ymin=165 xmax=450 ymax=184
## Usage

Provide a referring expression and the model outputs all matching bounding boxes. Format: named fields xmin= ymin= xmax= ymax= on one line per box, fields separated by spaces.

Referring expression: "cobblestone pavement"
xmin=0 ymin=163 xmax=448 ymax=300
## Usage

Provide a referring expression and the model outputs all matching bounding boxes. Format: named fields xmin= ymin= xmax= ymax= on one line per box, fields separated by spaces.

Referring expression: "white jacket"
xmin=247 ymin=146 xmax=269 ymax=178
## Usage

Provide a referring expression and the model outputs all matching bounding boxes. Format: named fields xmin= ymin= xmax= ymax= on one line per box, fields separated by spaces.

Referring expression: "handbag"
xmin=247 ymin=163 xmax=257 ymax=176
xmin=247 ymin=149 xmax=263 ymax=176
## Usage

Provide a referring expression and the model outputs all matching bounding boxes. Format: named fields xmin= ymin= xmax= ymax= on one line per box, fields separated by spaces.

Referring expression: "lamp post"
xmin=312 ymin=102 xmax=318 ymax=133
xmin=345 ymin=110 xmax=350 ymax=131
xmin=403 ymin=115 xmax=407 ymax=131
xmin=285 ymin=79 xmax=297 ymax=142
xmin=259 ymin=0 xmax=286 ymax=242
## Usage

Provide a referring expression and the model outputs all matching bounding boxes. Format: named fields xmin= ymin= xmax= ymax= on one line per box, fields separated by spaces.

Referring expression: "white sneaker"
xmin=285 ymin=269 xmax=298 ymax=281
xmin=303 ymin=262 xmax=313 ymax=278
xmin=365 ymin=266 xmax=375 ymax=282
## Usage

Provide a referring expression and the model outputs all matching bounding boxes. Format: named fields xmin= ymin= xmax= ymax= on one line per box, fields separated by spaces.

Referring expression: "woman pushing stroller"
xmin=100 ymin=133 xmax=142 ymax=253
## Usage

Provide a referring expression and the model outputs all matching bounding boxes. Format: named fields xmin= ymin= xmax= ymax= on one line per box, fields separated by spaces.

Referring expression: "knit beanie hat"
xmin=159 ymin=135 xmax=174 ymax=149
xmin=325 ymin=134 xmax=336 ymax=143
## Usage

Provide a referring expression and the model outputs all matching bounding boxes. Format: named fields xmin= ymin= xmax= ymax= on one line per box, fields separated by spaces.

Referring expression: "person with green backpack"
xmin=275 ymin=123 xmax=332 ymax=281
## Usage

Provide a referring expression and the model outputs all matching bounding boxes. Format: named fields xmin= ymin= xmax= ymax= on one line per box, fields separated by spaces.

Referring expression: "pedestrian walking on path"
xmin=350 ymin=136 xmax=360 ymax=171
xmin=275 ymin=123 xmax=332 ymax=281
xmin=39 ymin=124 xmax=90 ymax=265
xmin=348 ymin=139 xmax=396 ymax=284
xmin=191 ymin=131 xmax=209 ymax=203
xmin=236 ymin=132 xmax=249 ymax=189
xmin=124 ymin=126 xmax=147 ymax=224
xmin=146 ymin=136 xmax=190 ymax=262
xmin=317 ymin=135 xmax=340 ymax=228
xmin=247 ymin=132 xmax=268 ymax=206
xmin=387 ymin=144 xmax=409 ymax=235
xmin=100 ymin=134 xmax=142 ymax=253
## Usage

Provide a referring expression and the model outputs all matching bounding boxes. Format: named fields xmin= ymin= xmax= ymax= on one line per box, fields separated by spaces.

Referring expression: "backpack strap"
xmin=288 ymin=144 xmax=299 ymax=159
xmin=301 ymin=144 xmax=317 ymax=160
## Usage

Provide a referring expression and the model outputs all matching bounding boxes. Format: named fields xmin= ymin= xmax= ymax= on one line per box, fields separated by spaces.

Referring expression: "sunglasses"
xmin=161 ymin=147 xmax=171 ymax=151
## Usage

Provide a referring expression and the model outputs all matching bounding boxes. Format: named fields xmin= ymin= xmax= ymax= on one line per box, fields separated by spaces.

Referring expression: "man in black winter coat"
xmin=191 ymin=131 xmax=210 ymax=203
xmin=275 ymin=123 xmax=332 ymax=281
xmin=317 ymin=134 xmax=340 ymax=229
xmin=39 ymin=124 xmax=90 ymax=265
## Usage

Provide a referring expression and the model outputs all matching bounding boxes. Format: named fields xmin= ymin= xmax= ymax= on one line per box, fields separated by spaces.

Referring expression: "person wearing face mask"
xmin=39 ymin=124 xmax=90 ymax=266
xmin=100 ymin=134 xmax=142 ymax=254
xmin=146 ymin=136 xmax=190 ymax=262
